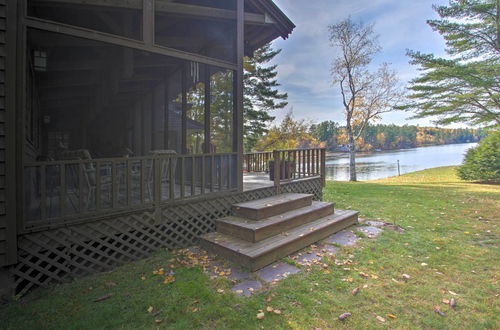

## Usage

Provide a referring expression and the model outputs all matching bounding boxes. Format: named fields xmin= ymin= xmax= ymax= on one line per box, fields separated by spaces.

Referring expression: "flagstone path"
xmin=178 ymin=219 xmax=397 ymax=297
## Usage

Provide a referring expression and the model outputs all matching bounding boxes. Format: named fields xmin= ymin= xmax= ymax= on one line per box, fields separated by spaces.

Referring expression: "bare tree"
xmin=329 ymin=17 xmax=403 ymax=181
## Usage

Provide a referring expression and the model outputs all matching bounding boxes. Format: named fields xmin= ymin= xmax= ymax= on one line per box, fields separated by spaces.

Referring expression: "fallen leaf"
xmin=266 ymin=306 xmax=274 ymax=312
xmin=219 ymin=272 xmax=226 ymax=276
xmin=235 ymin=289 xmax=243 ymax=294
xmin=421 ymin=263 xmax=428 ymax=266
xmin=387 ymin=314 xmax=397 ymax=319
xmin=273 ymin=309 xmax=282 ymax=315
xmin=402 ymin=274 xmax=411 ymax=280
xmin=376 ymin=316 xmax=386 ymax=323
xmin=338 ymin=312 xmax=352 ymax=320
xmin=154 ymin=319 xmax=163 ymax=324
xmin=352 ymin=287 xmax=360 ymax=295
xmin=163 ymin=275 xmax=176 ymax=284
xmin=256 ymin=312 xmax=265 ymax=320
xmin=192 ymin=308 xmax=198 ymax=313
xmin=442 ymin=298 xmax=450 ymax=305
xmin=140 ymin=276 xmax=146 ymax=281
xmin=147 ymin=306 xmax=154 ymax=313
xmin=216 ymin=289 xmax=225 ymax=294
xmin=434 ymin=306 xmax=446 ymax=317
xmin=450 ymin=298 xmax=457 ymax=308
xmin=448 ymin=290 xmax=458 ymax=296
xmin=359 ymin=272 xmax=369 ymax=278
xmin=92 ymin=293 xmax=113 ymax=302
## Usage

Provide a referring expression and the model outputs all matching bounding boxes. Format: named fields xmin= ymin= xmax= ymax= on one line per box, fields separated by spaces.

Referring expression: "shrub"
xmin=457 ymin=131 xmax=500 ymax=182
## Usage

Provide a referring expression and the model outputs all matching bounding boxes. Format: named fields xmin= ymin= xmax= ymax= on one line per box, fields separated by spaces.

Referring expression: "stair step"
xmin=232 ymin=193 xmax=313 ymax=220
xmin=217 ymin=201 xmax=335 ymax=242
xmin=199 ymin=209 xmax=359 ymax=271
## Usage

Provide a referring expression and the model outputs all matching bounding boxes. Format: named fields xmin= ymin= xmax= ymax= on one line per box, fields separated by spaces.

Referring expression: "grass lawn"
xmin=1 ymin=166 xmax=498 ymax=329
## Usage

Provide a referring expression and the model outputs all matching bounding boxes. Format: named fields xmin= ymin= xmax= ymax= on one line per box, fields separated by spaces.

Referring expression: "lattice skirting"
xmin=9 ymin=177 xmax=323 ymax=296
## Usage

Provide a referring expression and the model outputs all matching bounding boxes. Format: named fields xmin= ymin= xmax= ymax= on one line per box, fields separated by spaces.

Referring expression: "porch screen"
xmin=27 ymin=0 xmax=143 ymax=40
xmin=22 ymin=29 xmax=238 ymax=224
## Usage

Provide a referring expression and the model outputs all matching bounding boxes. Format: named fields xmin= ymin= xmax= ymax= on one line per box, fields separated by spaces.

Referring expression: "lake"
xmin=325 ymin=142 xmax=477 ymax=181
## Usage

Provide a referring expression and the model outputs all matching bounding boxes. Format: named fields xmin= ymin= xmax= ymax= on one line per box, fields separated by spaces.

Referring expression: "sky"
xmin=267 ymin=0 xmax=451 ymax=127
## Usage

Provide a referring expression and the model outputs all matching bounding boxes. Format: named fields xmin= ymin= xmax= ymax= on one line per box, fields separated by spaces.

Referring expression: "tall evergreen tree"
xmin=403 ymin=0 xmax=500 ymax=127
xmin=244 ymin=44 xmax=288 ymax=151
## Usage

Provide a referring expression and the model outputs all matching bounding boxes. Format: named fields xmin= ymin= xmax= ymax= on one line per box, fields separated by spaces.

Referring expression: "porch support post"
xmin=142 ymin=0 xmax=154 ymax=46
xmin=320 ymin=148 xmax=326 ymax=187
xmin=235 ymin=0 xmax=244 ymax=192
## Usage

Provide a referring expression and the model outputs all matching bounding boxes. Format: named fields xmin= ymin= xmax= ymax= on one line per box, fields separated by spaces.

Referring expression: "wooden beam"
xmin=26 ymin=17 xmax=238 ymax=70
xmin=31 ymin=0 xmax=275 ymax=26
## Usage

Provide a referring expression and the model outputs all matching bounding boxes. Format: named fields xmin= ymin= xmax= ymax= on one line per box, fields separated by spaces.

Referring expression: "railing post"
xmin=273 ymin=150 xmax=280 ymax=194
xmin=154 ymin=157 xmax=162 ymax=223
xmin=320 ymin=148 xmax=326 ymax=187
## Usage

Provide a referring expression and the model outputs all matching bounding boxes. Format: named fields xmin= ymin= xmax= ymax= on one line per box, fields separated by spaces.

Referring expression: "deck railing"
xmin=244 ymin=148 xmax=326 ymax=189
xmin=23 ymin=152 xmax=237 ymax=227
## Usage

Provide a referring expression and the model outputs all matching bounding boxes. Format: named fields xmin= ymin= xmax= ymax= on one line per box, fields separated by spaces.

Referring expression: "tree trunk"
xmin=346 ymin=125 xmax=357 ymax=181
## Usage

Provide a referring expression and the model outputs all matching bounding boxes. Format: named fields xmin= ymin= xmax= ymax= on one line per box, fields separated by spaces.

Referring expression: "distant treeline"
xmin=309 ymin=121 xmax=485 ymax=152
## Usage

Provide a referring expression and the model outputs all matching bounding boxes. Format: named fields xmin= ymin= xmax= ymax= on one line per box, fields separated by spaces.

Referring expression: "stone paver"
xmin=227 ymin=267 xmax=252 ymax=281
xmin=231 ymin=280 xmax=263 ymax=297
xmin=364 ymin=220 xmax=388 ymax=227
xmin=256 ymin=261 xmax=301 ymax=283
xmin=357 ymin=226 xmax=384 ymax=238
xmin=323 ymin=230 xmax=359 ymax=246
xmin=291 ymin=244 xmax=339 ymax=266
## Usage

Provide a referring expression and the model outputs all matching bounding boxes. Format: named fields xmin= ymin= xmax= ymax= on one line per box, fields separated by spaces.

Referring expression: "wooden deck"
xmin=243 ymin=172 xmax=274 ymax=191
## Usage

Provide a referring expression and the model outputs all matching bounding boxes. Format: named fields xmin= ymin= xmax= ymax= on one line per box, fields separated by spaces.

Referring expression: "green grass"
xmin=1 ymin=166 xmax=499 ymax=329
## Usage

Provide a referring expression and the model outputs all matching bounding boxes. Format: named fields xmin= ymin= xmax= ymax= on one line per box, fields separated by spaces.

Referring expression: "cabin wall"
xmin=0 ymin=0 xmax=17 ymax=300
xmin=0 ymin=0 xmax=9 ymax=268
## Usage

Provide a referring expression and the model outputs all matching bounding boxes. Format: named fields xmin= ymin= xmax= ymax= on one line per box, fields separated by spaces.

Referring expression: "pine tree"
xmin=403 ymin=0 xmax=500 ymax=127
xmin=244 ymin=44 xmax=288 ymax=151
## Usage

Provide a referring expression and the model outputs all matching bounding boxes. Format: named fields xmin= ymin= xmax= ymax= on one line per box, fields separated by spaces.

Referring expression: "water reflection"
xmin=326 ymin=142 xmax=477 ymax=181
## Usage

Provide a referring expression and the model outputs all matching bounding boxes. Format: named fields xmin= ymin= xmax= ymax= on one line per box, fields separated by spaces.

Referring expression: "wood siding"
xmin=0 ymin=0 xmax=7 ymax=266
xmin=0 ymin=0 xmax=16 ymax=267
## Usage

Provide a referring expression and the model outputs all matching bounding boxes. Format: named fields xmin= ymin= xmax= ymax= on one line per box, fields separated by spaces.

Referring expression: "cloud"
xmin=269 ymin=0 xmax=450 ymax=126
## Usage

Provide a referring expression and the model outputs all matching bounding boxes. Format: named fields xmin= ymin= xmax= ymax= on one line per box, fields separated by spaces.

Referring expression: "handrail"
xmin=244 ymin=148 xmax=326 ymax=191
xmin=23 ymin=152 xmax=238 ymax=227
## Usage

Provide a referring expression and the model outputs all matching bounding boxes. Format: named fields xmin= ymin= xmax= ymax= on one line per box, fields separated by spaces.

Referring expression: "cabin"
xmin=0 ymin=0 xmax=357 ymax=298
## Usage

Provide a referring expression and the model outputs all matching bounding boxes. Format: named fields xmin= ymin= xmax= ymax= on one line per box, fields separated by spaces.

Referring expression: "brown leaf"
xmin=256 ymin=312 xmax=265 ymax=320
xmin=434 ymin=306 xmax=446 ymax=317
xmin=338 ymin=312 xmax=352 ymax=320
xmin=359 ymin=272 xmax=369 ymax=278
xmin=92 ymin=293 xmax=113 ymax=302
xmin=266 ymin=306 xmax=274 ymax=312
xmin=450 ymin=298 xmax=457 ymax=308
xmin=352 ymin=287 xmax=360 ymax=296
xmin=376 ymin=316 xmax=386 ymax=323
xmin=387 ymin=314 xmax=397 ymax=319
xmin=273 ymin=309 xmax=282 ymax=315
xmin=154 ymin=319 xmax=163 ymax=324
xmin=442 ymin=298 xmax=450 ymax=305
xmin=147 ymin=306 xmax=154 ymax=313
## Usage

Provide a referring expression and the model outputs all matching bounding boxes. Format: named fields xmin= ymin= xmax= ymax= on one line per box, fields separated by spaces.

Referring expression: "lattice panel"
xmin=10 ymin=178 xmax=323 ymax=296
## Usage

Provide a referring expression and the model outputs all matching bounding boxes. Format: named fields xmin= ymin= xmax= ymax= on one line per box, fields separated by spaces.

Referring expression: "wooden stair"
xmin=199 ymin=193 xmax=358 ymax=271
